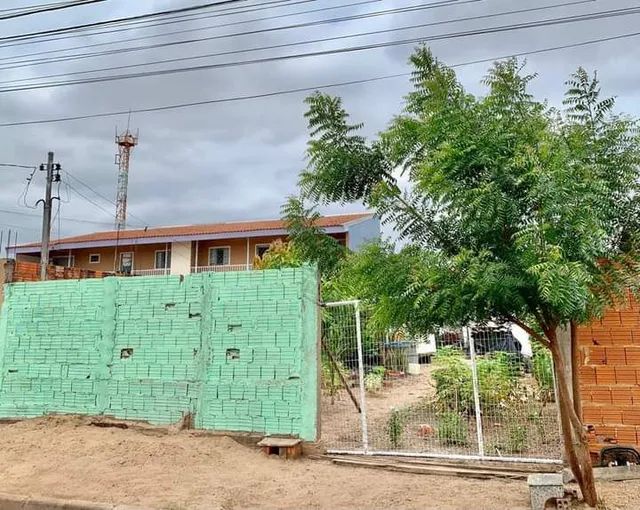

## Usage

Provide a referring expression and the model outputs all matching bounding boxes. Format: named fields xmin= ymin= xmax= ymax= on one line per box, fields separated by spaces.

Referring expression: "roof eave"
xmin=14 ymin=225 xmax=348 ymax=254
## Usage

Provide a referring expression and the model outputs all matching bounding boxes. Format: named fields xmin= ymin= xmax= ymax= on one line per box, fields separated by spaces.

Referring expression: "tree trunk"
xmin=548 ymin=331 xmax=598 ymax=507
xmin=570 ymin=321 xmax=583 ymax=420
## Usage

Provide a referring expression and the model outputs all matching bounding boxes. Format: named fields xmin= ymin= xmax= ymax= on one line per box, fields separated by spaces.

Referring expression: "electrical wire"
xmin=1 ymin=5 xmax=639 ymax=95
xmin=0 ymin=0 xmax=251 ymax=44
xmin=63 ymin=169 xmax=149 ymax=227
xmin=64 ymin=180 xmax=135 ymax=223
xmin=0 ymin=0 xmax=106 ymax=21
xmin=2 ymin=27 xmax=638 ymax=128
xmin=0 ymin=163 xmax=37 ymax=169
xmin=0 ymin=0 xmax=382 ymax=61
xmin=0 ymin=0 xmax=593 ymax=87
xmin=0 ymin=206 xmax=116 ymax=226
xmin=17 ymin=166 xmax=39 ymax=209
xmin=0 ymin=0 xmax=470 ymax=69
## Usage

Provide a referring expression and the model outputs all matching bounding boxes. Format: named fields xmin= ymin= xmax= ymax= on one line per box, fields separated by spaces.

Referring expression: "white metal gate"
xmin=320 ymin=301 xmax=562 ymax=464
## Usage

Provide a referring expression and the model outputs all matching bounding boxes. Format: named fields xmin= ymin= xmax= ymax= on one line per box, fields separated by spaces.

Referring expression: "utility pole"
xmin=39 ymin=151 xmax=56 ymax=281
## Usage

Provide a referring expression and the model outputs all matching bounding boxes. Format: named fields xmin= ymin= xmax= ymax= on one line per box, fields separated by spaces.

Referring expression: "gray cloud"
xmin=1 ymin=0 xmax=640 ymax=247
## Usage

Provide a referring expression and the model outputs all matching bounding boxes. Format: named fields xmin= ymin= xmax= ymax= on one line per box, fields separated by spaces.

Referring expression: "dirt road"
xmin=0 ymin=416 xmax=636 ymax=510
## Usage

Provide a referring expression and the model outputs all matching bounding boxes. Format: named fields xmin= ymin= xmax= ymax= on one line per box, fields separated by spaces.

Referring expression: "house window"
xmin=208 ymin=247 xmax=230 ymax=266
xmin=119 ymin=252 xmax=134 ymax=273
xmin=154 ymin=250 xmax=171 ymax=270
xmin=51 ymin=255 xmax=74 ymax=267
xmin=89 ymin=254 xmax=100 ymax=264
xmin=255 ymin=244 xmax=270 ymax=258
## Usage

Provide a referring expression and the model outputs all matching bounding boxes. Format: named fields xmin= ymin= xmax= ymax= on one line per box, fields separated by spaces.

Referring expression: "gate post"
xmin=354 ymin=301 xmax=369 ymax=453
xmin=466 ymin=327 xmax=485 ymax=457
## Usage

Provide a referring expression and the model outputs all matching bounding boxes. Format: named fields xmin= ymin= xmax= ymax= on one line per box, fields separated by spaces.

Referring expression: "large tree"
xmin=300 ymin=48 xmax=640 ymax=506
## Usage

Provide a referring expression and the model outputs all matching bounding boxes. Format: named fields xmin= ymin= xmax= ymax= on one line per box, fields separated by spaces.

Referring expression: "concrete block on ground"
xmin=527 ymin=473 xmax=564 ymax=510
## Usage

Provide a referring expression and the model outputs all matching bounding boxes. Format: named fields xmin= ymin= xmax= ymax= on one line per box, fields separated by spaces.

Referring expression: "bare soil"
xmin=0 ymin=416 xmax=637 ymax=509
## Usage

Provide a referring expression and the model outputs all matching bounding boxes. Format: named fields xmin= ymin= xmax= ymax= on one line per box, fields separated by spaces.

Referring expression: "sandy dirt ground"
xmin=0 ymin=416 xmax=637 ymax=510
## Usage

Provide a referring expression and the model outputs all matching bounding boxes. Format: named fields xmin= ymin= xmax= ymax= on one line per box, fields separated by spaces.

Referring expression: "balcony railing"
xmin=191 ymin=264 xmax=253 ymax=273
xmin=130 ymin=268 xmax=171 ymax=276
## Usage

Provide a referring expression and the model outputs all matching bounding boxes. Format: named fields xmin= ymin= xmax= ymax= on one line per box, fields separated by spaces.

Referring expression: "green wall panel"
xmin=0 ymin=267 xmax=319 ymax=440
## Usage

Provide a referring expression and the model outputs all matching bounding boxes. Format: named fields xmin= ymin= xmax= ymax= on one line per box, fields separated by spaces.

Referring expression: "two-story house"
xmin=11 ymin=213 xmax=379 ymax=276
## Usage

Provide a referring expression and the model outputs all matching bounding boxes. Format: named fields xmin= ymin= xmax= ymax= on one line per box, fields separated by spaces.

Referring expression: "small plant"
xmin=321 ymin=355 xmax=348 ymax=397
xmin=364 ymin=366 xmax=385 ymax=393
xmin=506 ymin=423 xmax=528 ymax=453
xmin=532 ymin=342 xmax=555 ymax=402
xmin=387 ymin=407 xmax=405 ymax=448
xmin=436 ymin=412 xmax=469 ymax=446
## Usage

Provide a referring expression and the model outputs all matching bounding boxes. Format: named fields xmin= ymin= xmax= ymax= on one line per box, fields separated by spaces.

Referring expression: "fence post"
xmin=354 ymin=300 xmax=369 ymax=453
xmin=466 ymin=326 xmax=485 ymax=457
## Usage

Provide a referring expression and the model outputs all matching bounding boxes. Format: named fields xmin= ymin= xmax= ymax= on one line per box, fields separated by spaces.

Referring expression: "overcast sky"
xmin=1 ymin=0 xmax=639 ymax=248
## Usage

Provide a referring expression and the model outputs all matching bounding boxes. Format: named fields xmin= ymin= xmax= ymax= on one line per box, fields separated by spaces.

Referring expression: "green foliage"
xmin=436 ymin=412 xmax=469 ymax=446
xmin=281 ymin=196 xmax=345 ymax=277
xmin=301 ymin=46 xmax=640 ymax=337
xmin=493 ymin=422 xmax=528 ymax=454
xmin=532 ymin=342 xmax=555 ymax=402
xmin=321 ymin=355 xmax=347 ymax=396
xmin=253 ymin=239 xmax=303 ymax=270
xmin=364 ymin=366 xmax=386 ymax=393
xmin=431 ymin=348 xmax=521 ymax=414
xmin=387 ymin=407 xmax=406 ymax=448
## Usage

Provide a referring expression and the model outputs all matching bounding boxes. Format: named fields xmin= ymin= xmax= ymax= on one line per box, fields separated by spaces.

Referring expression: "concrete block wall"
xmin=576 ymin=297 xmax=640 ymax=453
xmin=0 ymin=267 xmax=319 ymax=440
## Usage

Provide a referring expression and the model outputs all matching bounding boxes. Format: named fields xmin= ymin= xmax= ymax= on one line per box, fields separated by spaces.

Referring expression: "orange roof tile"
xmin=17 ymin=212 xmax=374 ymax=250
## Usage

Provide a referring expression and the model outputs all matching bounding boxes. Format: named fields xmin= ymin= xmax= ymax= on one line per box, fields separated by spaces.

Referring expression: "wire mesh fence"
xmin=320 ymin=301 xmax=562 ymax=462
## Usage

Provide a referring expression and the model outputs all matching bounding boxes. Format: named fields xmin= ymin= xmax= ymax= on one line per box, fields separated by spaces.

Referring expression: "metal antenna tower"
xmin=114 ymin=118 xmax=138 ymax=231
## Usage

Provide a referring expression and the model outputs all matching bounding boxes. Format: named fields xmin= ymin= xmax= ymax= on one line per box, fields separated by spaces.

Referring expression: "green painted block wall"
xmin=0 ymin=267 xmax=319 ymax=440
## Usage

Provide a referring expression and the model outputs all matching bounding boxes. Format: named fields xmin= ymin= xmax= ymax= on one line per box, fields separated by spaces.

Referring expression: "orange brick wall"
xmin=575 ymin=298 xmax=640 ymax=453
xmin=9 ymin=260 xmax=109 ymax=283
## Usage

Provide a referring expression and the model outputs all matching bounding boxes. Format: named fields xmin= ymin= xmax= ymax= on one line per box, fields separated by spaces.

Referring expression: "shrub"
xmin=431 ymin=348 xmax=522 ymax=415
xmin=321 ymin=355 xmax=348 ymax=396
xmin=532 ymin=342 xmax=555 ymax=402
xmin=436 ymin=412 xmax=469 ymax=446
xmin=387 ymin=407 xmax=406 ymax=448
xmin=365 ymin=366 xmax=386 ymax=393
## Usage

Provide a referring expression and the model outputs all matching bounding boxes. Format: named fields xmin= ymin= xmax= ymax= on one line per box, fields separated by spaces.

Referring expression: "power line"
xmin=0 ymin=0 xmax=106 ymax=21
xmin=63 ymin=169 xmax=150 ymax=227
xmin=64 ymin=180 xmax=135 ymax=223
xmin=1 ymin=5 xmax=639 ymax=95
xmin=0 ymin=0 xmax=250 ymax=44
xmin=0 ymin=206 xmax=116 ymax=226
xmin=0 ymin=0 xmax=380 ymax=61
xmin=0 ymin=0 xmax=470 ymax=69
xmin=0 ymin=0 xmax=593 ymax=87
xmin=2 ymin=28 xmax=638 ymax=128
xmin=0 ymin=163 xmax=36 ymax=169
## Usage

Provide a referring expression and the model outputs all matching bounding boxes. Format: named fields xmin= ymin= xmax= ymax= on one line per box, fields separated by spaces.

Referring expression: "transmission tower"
xmin=114 ymin=126 xmax=138 ymax=231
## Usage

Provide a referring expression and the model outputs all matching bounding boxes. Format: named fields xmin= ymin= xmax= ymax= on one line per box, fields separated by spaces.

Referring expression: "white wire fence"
xmin=320 ymin=301 xmax=562 ymax=463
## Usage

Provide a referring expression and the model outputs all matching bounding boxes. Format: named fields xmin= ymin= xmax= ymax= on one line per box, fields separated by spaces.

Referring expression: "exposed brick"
xmin=579 ymin=366 xmax=596 ymax=384
xmin=605 ymin=347 xmax=627 ymax=365
xmin=610 ymin=388 xmax=633 ymax=405
xmin=587 ymin=346 xmax=607 ymax=365
xmin=595 ymin=366 xmax=616 ymax=385
xmin=601 ymin=407 xmax=624 ymax=425
xmin=626 ymin=347 xmax=640 ymax=365
xmin=615 ymin=367 xmax=637 ymax=385
xmin=615 ymin=426 xmax=638 ymax=444
xmin=622 ymin=409 xmax=640 ymax=426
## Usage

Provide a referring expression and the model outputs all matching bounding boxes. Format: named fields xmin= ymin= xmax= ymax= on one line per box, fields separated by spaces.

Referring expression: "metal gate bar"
xmin=321 ymin=302 xmax=562 ymax=464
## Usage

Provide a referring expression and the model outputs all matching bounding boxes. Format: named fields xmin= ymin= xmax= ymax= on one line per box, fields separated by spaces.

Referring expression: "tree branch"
xmin=503 ymin=314 xmax=551 ymax=349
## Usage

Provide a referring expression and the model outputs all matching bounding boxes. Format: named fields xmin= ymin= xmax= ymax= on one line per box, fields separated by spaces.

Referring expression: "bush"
xmin=431 ymin=348 xmax=521 ymax=415
xmin=387 ymin=407 xmax=406 ymax=448
xmin=532 ymin=342 xmax=555 ymax=402
xmin=365 ymin=366 xmax=386 ymax=393
xmin=436 ymin=412 xmax=469 ymax=446
xmin=321 ymin=355 xmax=348 ymax=396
